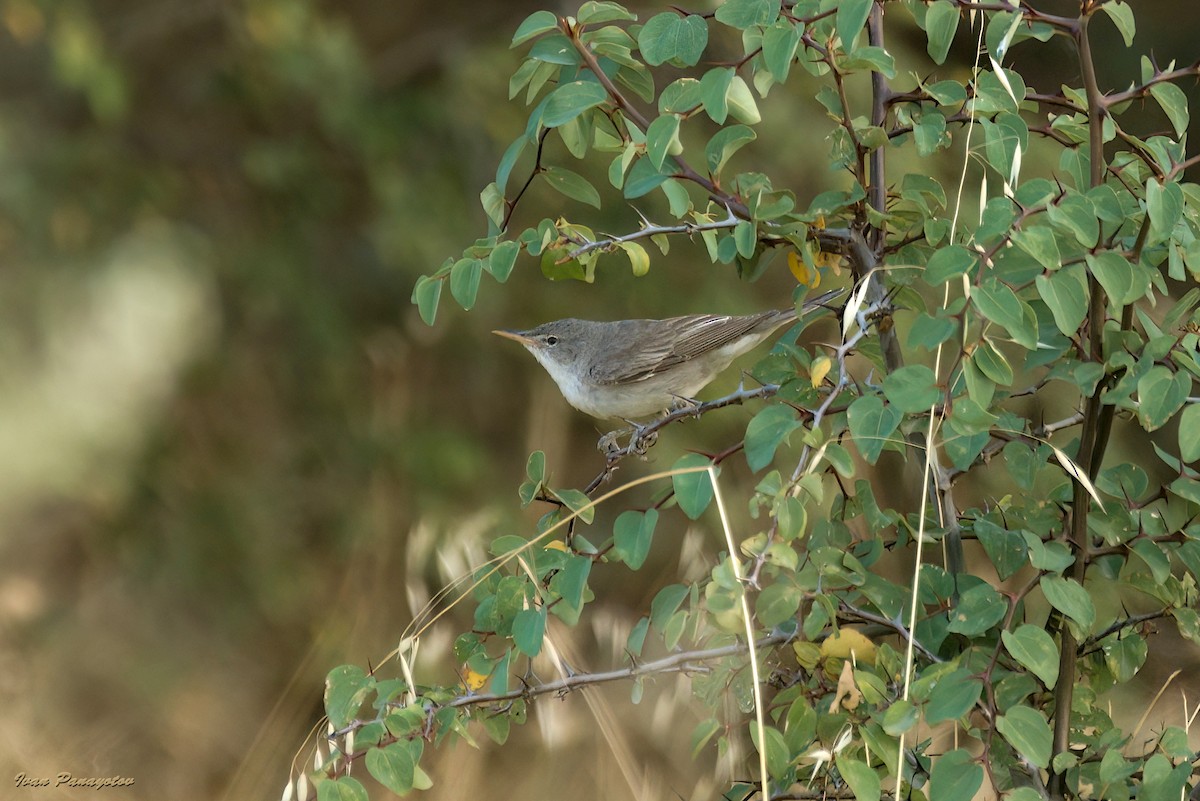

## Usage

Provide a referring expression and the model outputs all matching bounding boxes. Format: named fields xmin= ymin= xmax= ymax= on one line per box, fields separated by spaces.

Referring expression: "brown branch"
xmin=1105 ymin=60 xmax=1200 ymax=107
xmin=1050 ymin=13 xmax=1106 ymax=799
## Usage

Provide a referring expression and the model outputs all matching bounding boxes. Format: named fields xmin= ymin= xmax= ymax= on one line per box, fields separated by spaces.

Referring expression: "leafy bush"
xmin=304 ymin=1 xmax=1200 ymax=799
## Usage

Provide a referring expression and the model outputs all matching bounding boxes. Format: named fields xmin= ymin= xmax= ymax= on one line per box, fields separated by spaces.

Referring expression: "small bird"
xmin=493 ymin=289 xmax=842 ymax=420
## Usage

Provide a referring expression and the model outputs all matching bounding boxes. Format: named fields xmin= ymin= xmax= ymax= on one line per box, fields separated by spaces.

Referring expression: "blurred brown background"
xmin=1 ymin=1 xmax=1197 ymax=799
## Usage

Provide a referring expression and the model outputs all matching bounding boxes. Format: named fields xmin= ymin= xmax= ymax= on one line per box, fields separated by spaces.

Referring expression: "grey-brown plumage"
xmin=494 ymin=288 xmax=842 ymax=419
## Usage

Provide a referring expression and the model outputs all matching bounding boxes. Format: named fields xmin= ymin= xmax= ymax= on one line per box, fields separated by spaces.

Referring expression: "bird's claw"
xmin=597 ymin=420 xmax=659 ymax=460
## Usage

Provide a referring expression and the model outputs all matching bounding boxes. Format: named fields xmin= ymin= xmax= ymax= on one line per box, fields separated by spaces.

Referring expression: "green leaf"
xmin=925 ymin=0 xmax=959 ymax=64
xmin=489 ymin=240 xmax=519 ymax=283
xmin=690 ymin=718 xmax=721 ymax=758
xmin=837 ymin=755 xmax=882 ymax=801
xmin=552 ymin=487 xmax=596 ymax=524
xmin=511 ymin=10 xmax=559 ymax=47
xmin=449 ymin=258 xmax=482 ymax=310
xmin=1179 ymin=404 xmax=1200 ymax=463
xmin=673 ymin=453 xmax=715 ymax=518
xmin=1002 ymin=625 xmax=1059 ymax=688
xmin=495 ymin=136 xmax=526 ymax=190
xmin=650 ymin=583 xmax=688 ymax=630
xmin=525 ymin=450 xmax=546 ymax=484
xmin=1048 ymin=193 xmax=1100 ymax=247
xmin=929 ymin=749 xmax=983 ymax=801
xmin=513 ymin=606 xmax=547 ymax=657
xmin=925 ymin=668 xmax=982 ymax=723
xmin=366 ymin=739 xmax=422 ymax=796
xmin=623 ymin=156 xmax=671 ymax=199
xmin=725 ymin=75 xmax=761 ymax=124
xmin=762 ymin=20 xmax=801 ymax=82
xmin=660 ymin=178 xmax=691 ymax=217
xmin=835 ymin=0 xmax=872 ymax=51
xmin=751 ymin=724 xmax=791 ymax=780
xmin=997 ymin=705 xmax=1052 ymax=769
xmin=1146 ymin=178 xmax=1184 ymax=243
xmin=1087 ymin=251 xmax=1139 ymax=306
xmin=317 ymin=777 xmax=369 ymax=801
xmin=883 ymin=365 xmax=940 ymax=413
xmin=541 ymin=165 xmax=601 ymax=208
xmin=554 ymin=554 xmax=592 ymax=610
xmin=733 ymin=219 xmax=756 ymax=258
xmin=542 ymin=81 xmax=608 ymax=127
xmin=1036 ymin=263 xmax=1088 ymax=336
xmin=699 ymin=67 xmax=734 ymax=123
xmin=411 ymin=274 xmax=442 ymax=326
xmin=1040 ymin=576 xmax=1095 ymax=633
xmin=705 ymin=124 xmax=756 ymax=175
xmin=1098 ymin=0 xmax=1135 ymax=46
xmin=658 ymin=77 xmax=703 ymax=114
xmin=843 ymin=46 xmax=895 ymax=78
xmin=924 ymin=244 xmax=976 ymax=285
xmin=908 ymin=312 xmax=956 ymax=351
xmin=947 ymin=583 xmax=1007 ymax=636
xmin=847 ymin=395 xmax=901 ymax=465
xmin=626 ymin=616 xmax=649 ymax=656
xmin=1137 ymin=366 xmax=1189 ymax=431
xmin=577 ymin=1 xmax=636 ymax=25
xmin=613 ymin=509 xmax=658 ymax=570
xmin=714 ymin=0 xmax=780 ymax=29
xmin=481 ymin=182 xmax=505 ymax=229
xmin=1012 ymin=225 xmax=1062 ymax=270
xmin=324 ymin=665 xmax=375 ymax=729
xmin=528 ymin=34 xmax=579 ymax=66
xmin=756 ymin=582 xmax=801 ymax=627
xmin=1102 ymin=632 xmax=1147 ymax=682
xmin=745 ymin=405 xmax=801 ymax=472
xmin=619 ymin=240 xmax=650 ymax=276
xmin=926 ymin=79 xmax=967 ymax=106
xmin=638 ymin=12 xmax=708 ymax=67
xmin=971 ymin=337 xmax=1012 ymax=386
xmin=972 ymin=278 xmax=1037 ymax=350
xmin=981 ymin=112 xmax=1028 ymax=183
xmin=645 ymin=114 xmax=680 ymax=171
xmin=974 ymin=518 xmax=1027 ymax=580
xmin=914 ymin=110 xmax=950 ymax=156
xmin=881 ymin=698 xmax=919 ymax=735
xmin=1150 ymin=81 xmax=1190 ymax=138
xmin=1129 ymin=540 xmax=1173 ymax=589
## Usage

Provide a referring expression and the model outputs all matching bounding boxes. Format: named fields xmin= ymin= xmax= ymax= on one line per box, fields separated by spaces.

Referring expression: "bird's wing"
xmin=589 ymin=311 xmax=788 ymax=385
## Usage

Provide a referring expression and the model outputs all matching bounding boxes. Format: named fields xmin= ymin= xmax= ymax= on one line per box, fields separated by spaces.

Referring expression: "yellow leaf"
xmin=819 ymin=628 xmax=877 ymax=665
xmin=544 ymin=539 xmax=568 ymax=551
xmin=462 ymin=666 xmax=489 ymax=691
xmin=810 ymin=355 xmax=833 ymax=388
xmin=787 ymin=250 xmax=809 ymax=284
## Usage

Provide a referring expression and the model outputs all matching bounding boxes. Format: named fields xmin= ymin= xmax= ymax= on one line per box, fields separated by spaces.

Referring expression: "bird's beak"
xmin=492 ymin=328 xmax=535 ymax=346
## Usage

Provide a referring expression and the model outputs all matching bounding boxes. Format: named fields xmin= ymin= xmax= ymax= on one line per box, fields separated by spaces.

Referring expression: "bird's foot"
xmin=598 ymin=420 xmax=659 ymax=460
xmin=668 ymin=395 xmax=703 ymax=417
xmin=598 ymin=428 xmax=626 ymax=457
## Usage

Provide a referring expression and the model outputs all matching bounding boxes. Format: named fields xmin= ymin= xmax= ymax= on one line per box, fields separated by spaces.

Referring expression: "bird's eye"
xmin=545 ymin=335 xmax=559 ymax=346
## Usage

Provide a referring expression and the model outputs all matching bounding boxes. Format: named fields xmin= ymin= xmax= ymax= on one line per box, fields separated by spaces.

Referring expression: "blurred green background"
xmin=1 ymin=1 xmax=1197 ymax=799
